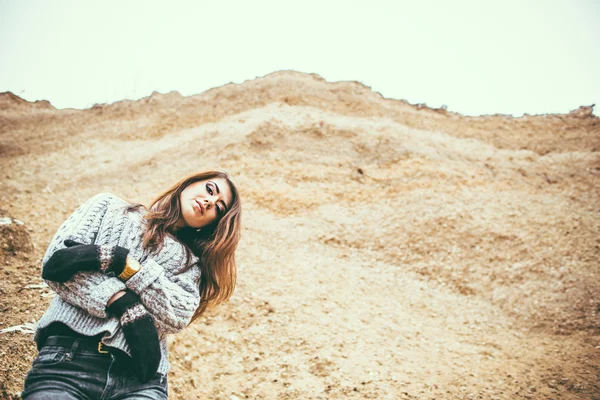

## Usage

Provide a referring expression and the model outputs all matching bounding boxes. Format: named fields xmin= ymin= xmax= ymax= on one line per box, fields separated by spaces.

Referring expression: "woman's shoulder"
xmin=86 ymin=192 xmax=145 ymax=212
xmin=78 ymin=193 xmax=146 ymax=226
xmin=86 ymin=192 xmax=127 ymax=207
xmin=70 ymin=193 xmax=127 ymax=218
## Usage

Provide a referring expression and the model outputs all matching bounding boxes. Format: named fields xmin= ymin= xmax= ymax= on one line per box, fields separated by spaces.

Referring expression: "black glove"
xmin=41 ymin=240 xmax=129 ymax=282
xmin=107 ymin=290 xmax=161 ymax=383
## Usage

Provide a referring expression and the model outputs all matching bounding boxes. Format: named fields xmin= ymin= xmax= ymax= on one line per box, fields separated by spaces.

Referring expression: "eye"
xmin=206 ymin=184 xmax=213 ymax=195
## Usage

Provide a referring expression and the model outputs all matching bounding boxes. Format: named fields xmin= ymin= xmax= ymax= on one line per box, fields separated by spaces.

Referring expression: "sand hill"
xmin=1 ymin=71 xmax=599 ymax=399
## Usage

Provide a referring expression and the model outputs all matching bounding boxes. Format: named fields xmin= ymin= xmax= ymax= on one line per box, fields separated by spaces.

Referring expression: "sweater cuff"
xmin=87 ymin=277 xmax=127 ymax=318
xmin=110 ymin=246 xmax=130 ymax=275
xmin=125 ymin=258 xmax=164 ymax=295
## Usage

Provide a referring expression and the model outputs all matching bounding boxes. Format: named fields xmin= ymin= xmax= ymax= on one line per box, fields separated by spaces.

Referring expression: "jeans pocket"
xmin=33 ymin=346 xmax=68 ymax=367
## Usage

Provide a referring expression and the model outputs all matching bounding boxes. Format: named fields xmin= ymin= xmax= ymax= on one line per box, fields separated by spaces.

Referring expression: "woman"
xmin=21 ymin=170 xmax=242 ymax=399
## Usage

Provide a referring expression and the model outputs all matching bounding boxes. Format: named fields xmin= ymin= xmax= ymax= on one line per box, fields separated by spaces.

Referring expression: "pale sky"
xmin=0 ymin=0 xmax=598 ymax=116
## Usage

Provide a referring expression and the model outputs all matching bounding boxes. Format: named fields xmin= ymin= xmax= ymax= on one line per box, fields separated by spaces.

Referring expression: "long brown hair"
xmin=133 ymin=170 xmax=241 ymax=323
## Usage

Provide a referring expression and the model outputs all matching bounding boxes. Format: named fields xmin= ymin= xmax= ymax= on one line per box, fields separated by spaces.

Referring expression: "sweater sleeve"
xmin=42 ymin=193 xmax=127 ymax=319
xmin=125 ymin=248 xmax=201 ymax=335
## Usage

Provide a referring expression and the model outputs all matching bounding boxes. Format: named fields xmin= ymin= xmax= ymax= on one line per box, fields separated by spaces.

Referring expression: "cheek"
xmin=184 ymin=202 xmax=196 ymax=220
xmin=207 ymin=210 xmax=219 ymax=222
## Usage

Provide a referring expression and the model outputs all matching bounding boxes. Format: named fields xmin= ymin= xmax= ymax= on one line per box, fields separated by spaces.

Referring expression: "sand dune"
xmin=1 ymin=71 xmax=599 ymax=399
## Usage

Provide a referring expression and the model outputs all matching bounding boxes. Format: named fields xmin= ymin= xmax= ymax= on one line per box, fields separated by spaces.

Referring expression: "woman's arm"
xmin=42 ymin=193 xmax=128 ymax=319
xmin=50 ymin=253 xmax=201 ymax=334
xmin=125 ymin=254 xmax=201 ymax=335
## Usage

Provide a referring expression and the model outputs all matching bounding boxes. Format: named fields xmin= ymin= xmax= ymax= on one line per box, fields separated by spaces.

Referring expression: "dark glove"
xmin=41 ymin=240 xmax=129 ymax=283
xmin=107 ymin=290 xmax=161 ymax=383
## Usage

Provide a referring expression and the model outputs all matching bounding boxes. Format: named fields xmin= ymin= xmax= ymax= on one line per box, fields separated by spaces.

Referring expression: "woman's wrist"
xmin=110 ymin=246 xmax=130 ymax=275
xmin=107 ymin=291 xmax=127 ymax=307
xmin=118 ymin=256 xmax=141 ymax=281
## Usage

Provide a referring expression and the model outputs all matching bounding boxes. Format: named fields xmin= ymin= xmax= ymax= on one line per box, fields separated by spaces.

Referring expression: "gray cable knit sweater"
xmin=35 ymin=193 xmax=201 ymax=375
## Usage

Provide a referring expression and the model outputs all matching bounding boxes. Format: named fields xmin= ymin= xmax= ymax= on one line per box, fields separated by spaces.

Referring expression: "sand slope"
xmin=1 ymin=71 xmax=599 ymax=399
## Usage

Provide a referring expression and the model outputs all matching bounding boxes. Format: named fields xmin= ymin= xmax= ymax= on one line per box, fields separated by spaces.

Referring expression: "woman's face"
xmin=178 ymin=178 xmax=233 ymax=229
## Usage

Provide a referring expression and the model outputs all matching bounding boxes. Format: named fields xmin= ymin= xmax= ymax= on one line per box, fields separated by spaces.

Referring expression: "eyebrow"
xmin=209 ymin=181 xmax=220 ymax=194
xmin=209 ymin=181 xmax=229 ymax=212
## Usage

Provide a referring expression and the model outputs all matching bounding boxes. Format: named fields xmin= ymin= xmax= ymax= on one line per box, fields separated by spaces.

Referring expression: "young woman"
xmin=21 ymin=170 xmax=242 ymax=399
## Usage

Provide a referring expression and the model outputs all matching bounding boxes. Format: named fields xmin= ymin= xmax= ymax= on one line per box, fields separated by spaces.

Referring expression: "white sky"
xmin=0 ymin=0 xmax=598 ymax=116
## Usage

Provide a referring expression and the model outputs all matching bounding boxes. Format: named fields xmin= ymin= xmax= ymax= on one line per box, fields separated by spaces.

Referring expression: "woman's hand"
xmin=41 ymin=240 xmax=129 ymax=282
xmin=107 ymin=290 xmax=161 ymax=383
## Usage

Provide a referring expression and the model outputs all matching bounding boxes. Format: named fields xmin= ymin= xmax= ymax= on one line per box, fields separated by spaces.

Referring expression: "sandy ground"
xmin=0 ymin=71 xmax=599 ymax=399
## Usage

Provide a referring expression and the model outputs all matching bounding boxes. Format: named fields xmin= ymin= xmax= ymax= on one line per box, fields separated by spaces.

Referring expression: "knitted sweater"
xmin=35 ymin=193 xmax=201 ymax=375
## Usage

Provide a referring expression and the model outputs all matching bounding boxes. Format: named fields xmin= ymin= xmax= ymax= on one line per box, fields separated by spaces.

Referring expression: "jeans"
xmin=21 ymin=336 xmax=168 ymax=400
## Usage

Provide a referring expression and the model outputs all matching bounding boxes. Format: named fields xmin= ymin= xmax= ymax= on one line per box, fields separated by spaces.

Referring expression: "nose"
xmin=203 ymin=195 xmax=219 ymax=209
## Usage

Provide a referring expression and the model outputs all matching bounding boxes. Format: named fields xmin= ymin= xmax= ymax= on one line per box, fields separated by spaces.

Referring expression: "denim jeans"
xmin=21 ymin=336 xmax=168 ymax=400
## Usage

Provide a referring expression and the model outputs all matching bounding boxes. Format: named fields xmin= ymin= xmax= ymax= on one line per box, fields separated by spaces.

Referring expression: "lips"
xmin=194 ymin=199 xmax=204 ymax=215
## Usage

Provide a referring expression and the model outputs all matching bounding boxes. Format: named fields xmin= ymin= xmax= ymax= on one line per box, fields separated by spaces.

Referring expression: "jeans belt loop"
xmin=66 ymin=338 xmax=80 ymax=361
